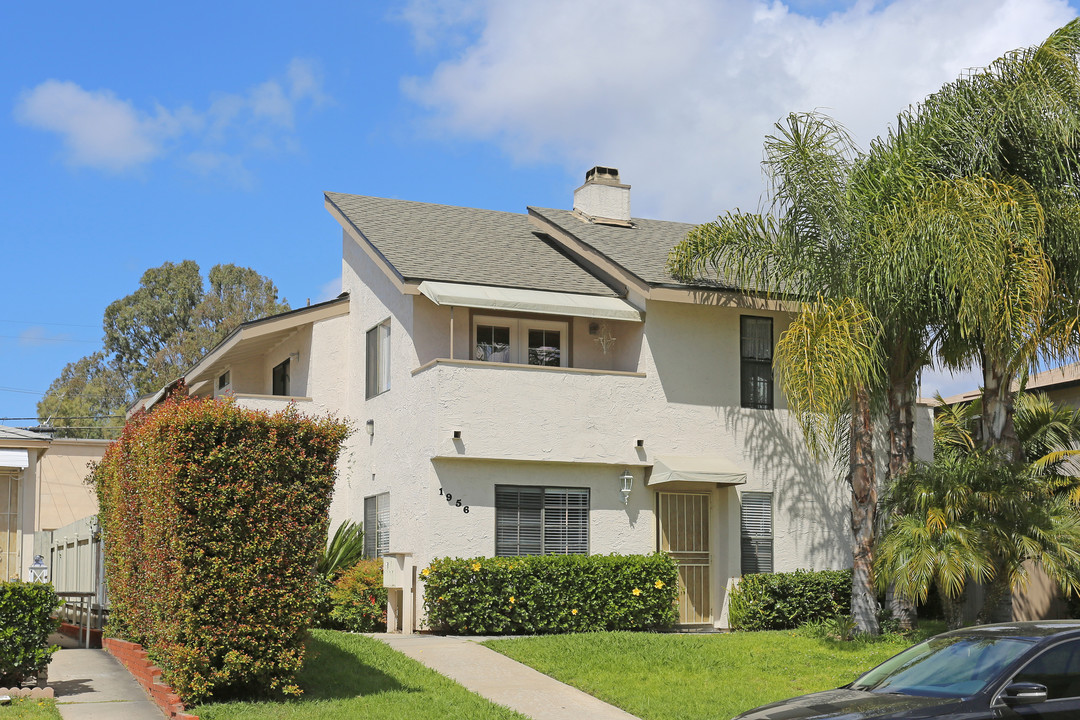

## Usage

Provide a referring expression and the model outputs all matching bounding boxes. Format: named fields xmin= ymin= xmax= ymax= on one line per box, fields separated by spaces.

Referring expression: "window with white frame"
xmin=363 ymin=492 xmax=390 ymax=558
xmin=0 ymin=474 xmax=19 ymax=580
xmin=740 ymin=491 xmax=773 ymax=574
xmin=740 ymin=316 xmax=773 ymax=409
xmin=473 ymin=315 xmax=568 ymax=367
xmin=366 ymin=319 xmax=391 ymax=398
xmin=495 ymin=485 xmax=588 ymax=556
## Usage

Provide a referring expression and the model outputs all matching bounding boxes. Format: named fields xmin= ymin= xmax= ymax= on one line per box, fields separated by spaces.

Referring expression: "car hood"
xmin=733 ymin=688 xmax=966 ymax=720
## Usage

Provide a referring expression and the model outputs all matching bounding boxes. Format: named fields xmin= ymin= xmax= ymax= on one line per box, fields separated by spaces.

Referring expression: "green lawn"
xmin=0 ymin=698 xmax=62 ymax=720
xmin=484 ymin=624 xmax=943 ymax=720
xmin=192 ymin=630 xmax=527 ymax=720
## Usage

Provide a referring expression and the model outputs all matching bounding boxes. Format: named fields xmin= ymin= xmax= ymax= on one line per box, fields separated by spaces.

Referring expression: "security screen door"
xmin=658 ymin=492 xmax=711 ymax=624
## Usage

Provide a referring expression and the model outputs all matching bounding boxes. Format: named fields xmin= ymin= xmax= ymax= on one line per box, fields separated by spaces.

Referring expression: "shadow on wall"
xmin=724 ymin=408 xmax=851 ymax=570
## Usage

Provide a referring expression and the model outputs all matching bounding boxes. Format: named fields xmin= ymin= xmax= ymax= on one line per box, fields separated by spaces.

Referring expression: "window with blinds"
xmin=740 ymin=491 xmax=773 ymax=574
xmin=366 ymin=320 xmax=391 ymax=399
xmin=740 ymin=316 xmax=773 ymax=409
xmin=495 ymin=485 xmax=588 ymax=556
xmin=363 ymin=492 xmax=390 ymax=558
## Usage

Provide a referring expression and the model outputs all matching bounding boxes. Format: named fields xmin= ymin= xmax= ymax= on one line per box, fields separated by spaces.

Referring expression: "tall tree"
xmin=40 ymin=261 xmax=289 ymax=437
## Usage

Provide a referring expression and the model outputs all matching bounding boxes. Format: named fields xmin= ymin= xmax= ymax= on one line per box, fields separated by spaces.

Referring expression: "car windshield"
xmin=849 ymin=635 xmax=1035 ymax=698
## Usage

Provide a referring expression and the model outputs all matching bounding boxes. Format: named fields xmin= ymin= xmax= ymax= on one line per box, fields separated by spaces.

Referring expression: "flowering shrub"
xmin=90 ymin=395 xmax=348 ymax=703
xmin=329 ymin=559 xmax=387 ymax=632
xmin=0 ymin=581 xmax=61 ymax=685
xmin=422 ymin=553 xmax=678 ymax=634
xmin=728 ymin=568 xmax=852 ymax=631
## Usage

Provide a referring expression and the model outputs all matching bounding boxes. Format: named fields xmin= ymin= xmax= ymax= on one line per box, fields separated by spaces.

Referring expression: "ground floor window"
xmin=363 ymin=492 xmax=390 ymax=558
xmin=495 ymin=485 xmax=588 ymax=556
xmin=0 ymin=474 xmax=19 ymax=580
xmin=740 ymin=491 xmax=773 ymax=574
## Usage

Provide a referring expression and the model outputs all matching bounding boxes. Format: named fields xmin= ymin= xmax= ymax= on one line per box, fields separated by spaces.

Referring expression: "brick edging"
xmin=103 ymin=638 xmax=199 ymax=720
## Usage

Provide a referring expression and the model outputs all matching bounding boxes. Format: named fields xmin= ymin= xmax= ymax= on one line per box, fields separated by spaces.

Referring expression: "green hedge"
xmin=422 ymin=553 xmax=679 ymax=634
xmin=329 ymin=559 xmax=387 ymax=632
xmin=0 ymin=581 xmax=61 ymax=686
xmin=728 ymin=568 xmax=852 ymax=631
xmin=90 ymin=395 xmax=348 ymax=703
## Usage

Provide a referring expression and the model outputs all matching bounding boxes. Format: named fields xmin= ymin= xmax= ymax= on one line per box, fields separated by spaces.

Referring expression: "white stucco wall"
xmin=329 ymin=227 xmax=856 ymax=629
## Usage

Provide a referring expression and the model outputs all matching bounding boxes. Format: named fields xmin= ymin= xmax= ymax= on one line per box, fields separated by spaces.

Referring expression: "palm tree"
xmin=876 ymin=448 xmax=1080 ymax=629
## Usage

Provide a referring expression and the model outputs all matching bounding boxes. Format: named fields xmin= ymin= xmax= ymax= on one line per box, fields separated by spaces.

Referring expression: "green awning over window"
xmin=648 ymin=454 xmax=747 ymax=486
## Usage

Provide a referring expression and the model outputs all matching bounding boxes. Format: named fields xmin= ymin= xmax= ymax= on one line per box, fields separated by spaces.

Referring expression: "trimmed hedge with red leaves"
xmin=90 ymin=395 xmax=348 ymax=704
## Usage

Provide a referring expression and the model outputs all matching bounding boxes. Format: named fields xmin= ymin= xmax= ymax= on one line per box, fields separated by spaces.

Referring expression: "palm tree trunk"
xmin=980 ymin=354 xmax=1023 ymax=462
xmin=943 ymin=591 xmax=967 ymax=631
xmin=850 ymin=384 xmax=880 ymax=635
xmin=886 ymin=372 xmax=918 ymax=630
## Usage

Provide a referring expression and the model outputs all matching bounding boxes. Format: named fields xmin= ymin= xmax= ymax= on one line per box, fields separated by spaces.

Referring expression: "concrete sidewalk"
xmin=48 ymin=649 xmax=163 ymax=720
xmin=375 ymin=634 xmax=641 ymax=720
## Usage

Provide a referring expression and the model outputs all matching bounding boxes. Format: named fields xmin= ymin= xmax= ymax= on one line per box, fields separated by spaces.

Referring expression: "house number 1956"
xmin=439 ymin=487 xmax=469 ymax=513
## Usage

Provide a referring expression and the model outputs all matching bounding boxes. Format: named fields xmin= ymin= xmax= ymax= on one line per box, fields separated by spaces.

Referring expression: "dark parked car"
xmin=734 ymin=620 xmax=1080 ymax=719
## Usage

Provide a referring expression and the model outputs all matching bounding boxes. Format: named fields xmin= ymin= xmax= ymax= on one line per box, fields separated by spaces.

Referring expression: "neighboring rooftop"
xmin=0 ymin=424 xmax=49 ymax=442
xmin=325 ymin=193 xmax=618 ymax=297
xmin=934 ymin=361 xmax=1080 ymax=406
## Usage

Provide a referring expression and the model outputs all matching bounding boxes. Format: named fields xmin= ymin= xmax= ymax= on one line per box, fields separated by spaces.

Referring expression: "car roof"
xmin=938 ymin=620 xmax=1080 ymax=641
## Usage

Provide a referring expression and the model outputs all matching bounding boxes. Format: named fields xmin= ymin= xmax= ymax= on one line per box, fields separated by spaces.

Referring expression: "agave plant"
xmin=316 ymin=520 xmax=366 ymax=580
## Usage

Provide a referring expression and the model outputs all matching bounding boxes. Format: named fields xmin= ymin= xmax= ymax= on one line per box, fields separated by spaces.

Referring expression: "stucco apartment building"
xmin=140 ymin=167 xmax=930 ymax=630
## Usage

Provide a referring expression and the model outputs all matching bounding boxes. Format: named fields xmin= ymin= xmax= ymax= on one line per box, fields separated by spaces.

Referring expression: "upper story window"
xmin=272 ymin=359 xmax=290 ymax=396
xmin=474 ymin=315 xmax=567 ymax=368
xmin=740 ymin=316 xmax=773 ymax=409
xmin=366 ymin=319 xmax=391 ymax=398
xmin=217 ymin=370 xmax=231 ymax=391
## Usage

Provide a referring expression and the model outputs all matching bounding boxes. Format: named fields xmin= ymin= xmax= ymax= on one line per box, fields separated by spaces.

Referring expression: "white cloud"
xmin=14 ymin=58 xmax=330 ymax=178
xmin=13 ymin=80 xmax=189 ymax=171
xmin=402 ymin=0 xmax=1076 ymax=220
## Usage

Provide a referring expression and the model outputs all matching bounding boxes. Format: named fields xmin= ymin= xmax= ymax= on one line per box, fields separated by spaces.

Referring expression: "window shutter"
xmin=740 ymin=492 xmax=773 ymax=574
xmin=496 ymin=486 xmax=542 ymax=556
xmin=543 ymin=488 xmax=589 ymax=554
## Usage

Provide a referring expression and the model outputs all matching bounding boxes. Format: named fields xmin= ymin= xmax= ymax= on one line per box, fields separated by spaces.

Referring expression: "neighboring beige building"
xmin=140 ymin=167 xmax=932 ymax=630
xmin=0 ymin=426 xmax=108 ymax=580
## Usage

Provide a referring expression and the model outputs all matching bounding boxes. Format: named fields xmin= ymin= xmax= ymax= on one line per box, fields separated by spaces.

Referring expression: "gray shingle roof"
xmin=0 ymin=425 xmax=48 ymax=441
xmin=529 ymin=208 xmax=735 ymax=289
xmin=326 ymin=193 xmax=617 ymax=296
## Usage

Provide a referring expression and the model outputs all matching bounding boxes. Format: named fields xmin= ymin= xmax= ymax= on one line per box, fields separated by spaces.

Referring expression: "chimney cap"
xmin=585 ymin=166 xmax=625 ymax=187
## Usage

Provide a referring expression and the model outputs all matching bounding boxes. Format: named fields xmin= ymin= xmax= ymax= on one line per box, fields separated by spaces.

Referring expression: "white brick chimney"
xmin=573 ymin=166 xmax=631 ymax=226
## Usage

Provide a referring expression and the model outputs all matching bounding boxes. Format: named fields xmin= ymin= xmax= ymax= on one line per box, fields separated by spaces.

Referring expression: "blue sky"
xmin=2 ymin=0 xmax=1077 ymax=422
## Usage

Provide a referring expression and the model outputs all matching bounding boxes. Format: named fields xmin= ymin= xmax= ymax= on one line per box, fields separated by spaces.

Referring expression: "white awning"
xmin=0 ymin=449 xmax=29 ymax=469
xmin=648 ymin=454 xmax=747 ymax=486
xmin=418 ymin=281 xmax=644 ymax=322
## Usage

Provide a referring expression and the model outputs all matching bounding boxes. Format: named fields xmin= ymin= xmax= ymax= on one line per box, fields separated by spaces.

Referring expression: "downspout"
xmin=449 ymin=306 xmax=455 ymax=359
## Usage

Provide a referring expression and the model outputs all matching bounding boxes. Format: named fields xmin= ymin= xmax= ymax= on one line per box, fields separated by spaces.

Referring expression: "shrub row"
xmin=728 ymin=568 xmax=852 ymax=631
xmin=91 ymin=395 xmax=348 ymax=704
xmin=0 ymin=581 xmax=61 ymax=686
xmin=422 ymin=553 xmax=679 ymax=634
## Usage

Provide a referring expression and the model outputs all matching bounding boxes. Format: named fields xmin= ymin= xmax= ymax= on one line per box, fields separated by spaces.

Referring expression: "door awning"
xmin=648 ymin=454 xmax=747 ymax=486
xmin=0 ymin=449 xmax=29 ymax=469
xmin=418 ymin=281 xmax=644 ymax=322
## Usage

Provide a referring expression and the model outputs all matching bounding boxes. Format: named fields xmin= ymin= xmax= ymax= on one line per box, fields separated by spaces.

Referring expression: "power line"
xmin=0 ymin=386 xmax=45 ymax=396
xmin=0 ymin=320 xmax=99 ymax=329
xmin=0 ymin=416 xmax=121 ymax=421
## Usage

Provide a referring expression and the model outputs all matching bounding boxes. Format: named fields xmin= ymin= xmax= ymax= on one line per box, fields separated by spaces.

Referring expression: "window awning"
xmin=648 ymin=454 xmax=747 ymax=486
xmin=0 ymin=449 xmax=29 ymax=469
xmin=417 ymin=281 xmax=644 ymax=322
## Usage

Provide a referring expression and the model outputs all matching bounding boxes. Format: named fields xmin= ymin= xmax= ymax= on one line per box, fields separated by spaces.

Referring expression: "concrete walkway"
xmin=48 ymin=649 xmax=163 ymax=720
xmin=376 ymin=634 xmax=641 ymax=720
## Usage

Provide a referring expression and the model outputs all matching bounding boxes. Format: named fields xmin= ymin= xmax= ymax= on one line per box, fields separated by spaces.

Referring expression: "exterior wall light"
xmin=29 ymin=555 xmax=48 ymax=583
xmin=619 ymin=469 xmax=634 ymax=504
xmin=365 ymin=419 xmax=375 ymax=437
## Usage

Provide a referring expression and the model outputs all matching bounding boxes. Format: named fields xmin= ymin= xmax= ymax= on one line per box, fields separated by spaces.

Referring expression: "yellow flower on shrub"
xmin=509 ymin=596 xmax=515 ymax=603
xmin=571 ymin=608 xmax=578 ymax=615
xmin=654 ymin=580 xmax=665 ymax=589
xmin=632 ymin=588 xmax=641 ymax=596
xmin=472 ymin=562 xmax=482 ymax=572
xmin=421 ymin=567 xmax=430 ymax=577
